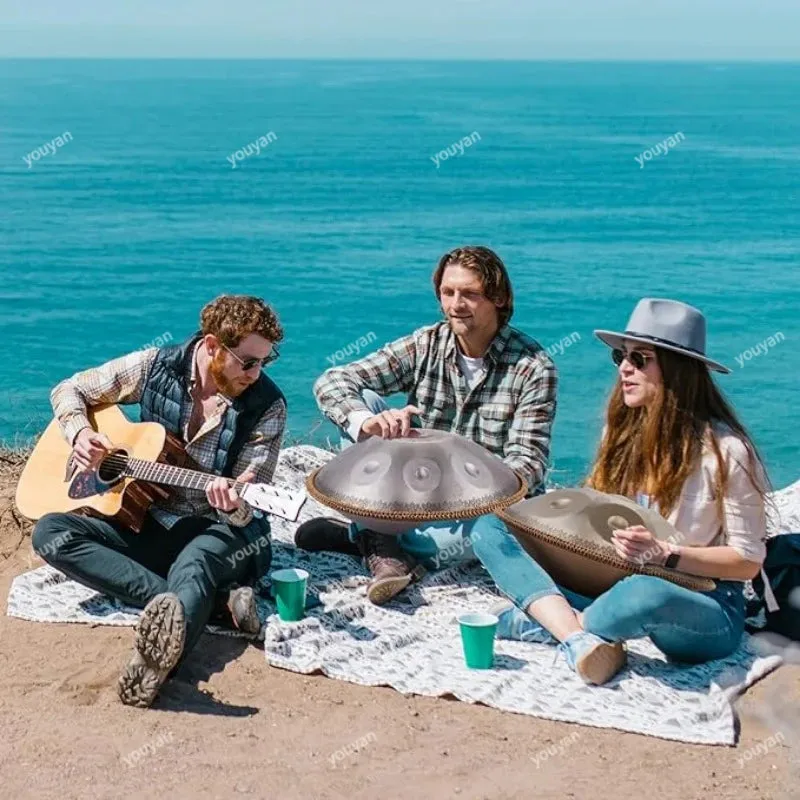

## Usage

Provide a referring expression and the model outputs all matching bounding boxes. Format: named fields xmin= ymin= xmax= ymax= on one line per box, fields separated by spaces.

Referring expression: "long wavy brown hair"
xmin=586 ymin=346 xmax=771 ymax=526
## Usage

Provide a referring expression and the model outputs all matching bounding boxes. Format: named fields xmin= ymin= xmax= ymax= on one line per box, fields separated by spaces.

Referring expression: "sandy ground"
xmin=1 ymin=451 xmax=798 ymax=800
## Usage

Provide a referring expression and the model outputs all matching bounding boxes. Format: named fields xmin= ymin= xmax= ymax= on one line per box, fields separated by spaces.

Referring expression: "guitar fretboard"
xmin=123 ymin=458 xmax=245 ymax=493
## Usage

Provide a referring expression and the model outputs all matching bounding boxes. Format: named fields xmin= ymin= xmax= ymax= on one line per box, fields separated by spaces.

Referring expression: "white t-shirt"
xmin=456 ymin=351 xmax=484 ymax=390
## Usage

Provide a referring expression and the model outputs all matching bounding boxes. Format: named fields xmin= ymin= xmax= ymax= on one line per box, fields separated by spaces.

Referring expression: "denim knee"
xmin=585 ymin=574 xmax=717 ymax=635
xmin=468 ymin=514 xmax=516 ymax=556
xmin=31 ymin=512 xmax=73 ymax=561
xmin=169 ymin=533 xmax=248 ymax=586
xmin=588 ymin=575 xmax=676 ymax=621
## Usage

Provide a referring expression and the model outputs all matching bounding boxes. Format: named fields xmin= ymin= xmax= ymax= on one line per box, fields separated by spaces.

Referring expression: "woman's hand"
xmin=611 ymin=525 xmax=670 ymax=566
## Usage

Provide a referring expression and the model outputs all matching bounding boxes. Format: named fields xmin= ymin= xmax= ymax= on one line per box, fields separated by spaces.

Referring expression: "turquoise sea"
xmin=1 ymin=60 xmax=798 ymax=488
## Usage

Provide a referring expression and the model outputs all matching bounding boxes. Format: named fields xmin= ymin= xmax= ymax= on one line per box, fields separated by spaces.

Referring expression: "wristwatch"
xmin=663 ymin=543 xmax=681 ymax=569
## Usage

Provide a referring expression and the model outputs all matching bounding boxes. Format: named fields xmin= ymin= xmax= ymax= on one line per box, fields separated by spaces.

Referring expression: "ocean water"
xmin=1 ymin=60 xmax=798 ymax=488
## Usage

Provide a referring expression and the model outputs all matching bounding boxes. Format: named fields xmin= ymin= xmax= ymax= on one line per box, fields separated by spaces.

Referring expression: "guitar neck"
xmin=124 ymin=458 xmax=244 ymax=492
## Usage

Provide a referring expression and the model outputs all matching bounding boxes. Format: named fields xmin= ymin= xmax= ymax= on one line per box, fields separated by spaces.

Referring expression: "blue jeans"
xmin=418 ymin=513 xmax=745 ymax=664
xmin=441 ymin=514 xmax=745 ymax=663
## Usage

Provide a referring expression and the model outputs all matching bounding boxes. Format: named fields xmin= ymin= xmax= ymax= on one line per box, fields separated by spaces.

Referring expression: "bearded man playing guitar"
xmin=31 ymin=295 xmax=286 ymax=708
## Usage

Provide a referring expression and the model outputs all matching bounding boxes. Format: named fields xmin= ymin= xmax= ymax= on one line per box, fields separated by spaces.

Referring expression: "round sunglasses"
xmin=611 ymin=348 xmax=656 ymax=370
xmin=221 ymin=342 xmax=280 ymax=371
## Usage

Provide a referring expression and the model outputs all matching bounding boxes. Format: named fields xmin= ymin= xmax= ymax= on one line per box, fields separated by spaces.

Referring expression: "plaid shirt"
xmin=314 ymin=322 xmax=558 ymax=493
xmin=50 ymin=344 xmax=287 ymax=528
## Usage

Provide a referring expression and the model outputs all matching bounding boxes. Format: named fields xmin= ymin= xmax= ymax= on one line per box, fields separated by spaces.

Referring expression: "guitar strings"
xmin=98 ymin=454 xmax=244 ymax=488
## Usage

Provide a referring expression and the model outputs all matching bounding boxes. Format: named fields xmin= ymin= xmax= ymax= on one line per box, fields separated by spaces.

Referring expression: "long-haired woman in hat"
xmin=493 ymin=298 xmax=771 ymax=685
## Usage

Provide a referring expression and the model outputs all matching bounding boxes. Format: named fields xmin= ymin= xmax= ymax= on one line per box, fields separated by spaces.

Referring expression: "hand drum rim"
xmin=306 ymin=465 xmax=527 ymax=522
xmin=498 ymin=490 xmax=716 ymax=594
xmin=304 ymin=430 xmax=528 ymax=524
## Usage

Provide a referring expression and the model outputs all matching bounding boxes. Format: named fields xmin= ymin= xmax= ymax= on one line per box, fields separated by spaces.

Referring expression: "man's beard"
xmin=209 ymin=350 xmax=252 ymax=398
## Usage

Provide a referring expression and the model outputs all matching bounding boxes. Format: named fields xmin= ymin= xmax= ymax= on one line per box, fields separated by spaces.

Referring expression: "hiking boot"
xmin=294 ymin=517 xmax=361 ymax=557
xmin=559 ymin=631 xmax=627 ymax=686
xmin=118 ymin=593 xmax=186 ymax=708
xmin=358 ymin=530 xmax=424 ymax=605
xmin=226 ymin=586 xmax=261 ymax=635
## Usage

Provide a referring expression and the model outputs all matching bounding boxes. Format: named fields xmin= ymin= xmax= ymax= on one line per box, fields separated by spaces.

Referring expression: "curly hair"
xmin=432 ymin=246 xmax=514 ymax=326
xmin=200 ymin=295 xmax=284 ymax=347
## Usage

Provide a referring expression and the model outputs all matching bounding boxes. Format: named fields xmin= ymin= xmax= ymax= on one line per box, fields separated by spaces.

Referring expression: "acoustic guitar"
xmin=15 ymin=404 xmax=306 ymax=532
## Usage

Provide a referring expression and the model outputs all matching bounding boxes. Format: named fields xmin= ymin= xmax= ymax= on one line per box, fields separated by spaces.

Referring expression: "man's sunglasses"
xmin=611 ymin=348 xmax=656 ymax=371
xmin=221 ymin=342 xmax=279 ymax=371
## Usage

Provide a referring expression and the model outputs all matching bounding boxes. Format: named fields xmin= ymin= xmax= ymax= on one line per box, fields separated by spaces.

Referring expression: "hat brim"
xmin=593 ymin=329 xmax=731 ymax=374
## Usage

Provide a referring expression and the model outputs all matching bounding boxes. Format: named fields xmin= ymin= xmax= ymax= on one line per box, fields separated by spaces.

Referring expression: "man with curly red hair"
xmin=32 ymin=295 xmax=286 ymax=708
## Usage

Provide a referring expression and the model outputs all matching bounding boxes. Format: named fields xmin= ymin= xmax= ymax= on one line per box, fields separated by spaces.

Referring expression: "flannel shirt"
xmin=50 ymin=344 xmax=287 ymax=528
xmin=314 ymin=322 xmax=558 ymax=493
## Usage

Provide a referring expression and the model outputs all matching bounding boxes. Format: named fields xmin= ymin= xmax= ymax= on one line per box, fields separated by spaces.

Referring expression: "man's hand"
xmin=359 ymin=405 xmax=422 ymax=440
xmin=611 ymin=525 xmax=669 ymax=566
xmin=206 ymin=470 xmax=255 ymax=513
xmin=72 ymin=427 xmax=115 ymax=471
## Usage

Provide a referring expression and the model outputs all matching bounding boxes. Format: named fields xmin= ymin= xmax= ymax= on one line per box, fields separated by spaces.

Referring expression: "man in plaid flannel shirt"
xmin=32 ymin=295 xmax=286 ymax=708
xmin=296 ymin=246 xmax=558 ymax=604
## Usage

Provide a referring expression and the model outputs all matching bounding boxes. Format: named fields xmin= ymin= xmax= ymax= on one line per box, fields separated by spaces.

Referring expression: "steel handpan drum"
xmin=306 ymin=430 xmax=527 ymax=535
xmin=499 ymin=488 xmax=716 ymax=595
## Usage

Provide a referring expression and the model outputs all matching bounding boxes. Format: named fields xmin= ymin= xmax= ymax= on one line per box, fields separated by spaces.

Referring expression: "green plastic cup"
xmin=458 ymin=612 xmax=498 ymax=669
xmin=270 ymin=568 xmax=309 ymax=622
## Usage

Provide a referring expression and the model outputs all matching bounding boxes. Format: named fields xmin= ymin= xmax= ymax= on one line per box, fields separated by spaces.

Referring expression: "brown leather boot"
xmin=357 ymin=530 xmax=424 ymax=605
xmin=212 ymin=586 xmax=261 ymax=635
xmin=226 ymin=586 xmax=261 ymax=636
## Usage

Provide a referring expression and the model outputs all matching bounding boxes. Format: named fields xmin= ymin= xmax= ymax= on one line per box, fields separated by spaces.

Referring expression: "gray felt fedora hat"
xmin=594 ymin=298 xmax=730 ymax=374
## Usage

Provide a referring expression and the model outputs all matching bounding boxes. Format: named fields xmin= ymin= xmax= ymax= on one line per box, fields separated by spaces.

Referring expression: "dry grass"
xmin=0 ymin=446 xmax=33 ymax=562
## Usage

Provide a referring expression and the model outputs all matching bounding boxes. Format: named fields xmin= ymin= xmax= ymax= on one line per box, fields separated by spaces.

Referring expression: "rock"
xmin=770 ymin=478 xmax=800 ymax=534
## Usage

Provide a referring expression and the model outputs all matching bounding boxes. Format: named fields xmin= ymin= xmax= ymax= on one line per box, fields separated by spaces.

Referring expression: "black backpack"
xmin=749 ymin=534 xmax=800 ymax=641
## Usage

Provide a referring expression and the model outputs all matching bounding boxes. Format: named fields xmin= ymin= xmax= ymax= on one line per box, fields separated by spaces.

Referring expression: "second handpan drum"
xmin=306 ymin=430 xmax=527 ymax=535
xmin=498 ymin=487 xmax=716 ymax=595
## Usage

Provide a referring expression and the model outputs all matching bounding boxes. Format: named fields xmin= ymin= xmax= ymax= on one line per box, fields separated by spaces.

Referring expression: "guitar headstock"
xmin=240 ymin=482 xmax=307 ymax=522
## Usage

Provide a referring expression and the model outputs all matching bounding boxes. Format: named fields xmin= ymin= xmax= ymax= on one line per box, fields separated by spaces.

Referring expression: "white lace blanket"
xmin=8 ymin=446 xmax=793 ymax=745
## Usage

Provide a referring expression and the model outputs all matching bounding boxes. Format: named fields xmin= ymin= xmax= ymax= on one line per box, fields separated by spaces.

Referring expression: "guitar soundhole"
xmin=98 ymin=449 xmax=129 ymax=485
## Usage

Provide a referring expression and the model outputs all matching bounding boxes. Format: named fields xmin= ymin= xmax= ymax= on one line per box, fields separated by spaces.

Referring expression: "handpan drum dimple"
xmin=306 ymin=430 xmax=527 ymax=535
xmin=498 ymin=488 xmax=716 ymax=595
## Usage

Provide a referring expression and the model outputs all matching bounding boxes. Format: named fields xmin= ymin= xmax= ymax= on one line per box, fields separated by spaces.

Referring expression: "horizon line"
xmin=2 ymin=56 xmax=800 ymax=63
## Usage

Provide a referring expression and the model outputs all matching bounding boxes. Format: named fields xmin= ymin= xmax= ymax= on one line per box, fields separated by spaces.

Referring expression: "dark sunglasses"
xmin=222 ymin=342 xmax=279 ymax=371
xmin=611 ymin=348 xmax=655 ymax=370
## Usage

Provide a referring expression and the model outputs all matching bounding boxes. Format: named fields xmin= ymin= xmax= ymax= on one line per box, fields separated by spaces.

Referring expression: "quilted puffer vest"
xmin=140 ymin=332 xmax=285 ymax=579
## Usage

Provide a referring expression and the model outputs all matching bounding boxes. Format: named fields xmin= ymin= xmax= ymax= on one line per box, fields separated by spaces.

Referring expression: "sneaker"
xmin=294 ymin=517 xmax=361 ymax=557
xmin=489 ymin=601 xmax=555 ymax=644
xmin=118 ymin=593 xmax=186 ymax=708
xmin=559 ymin=631 xmax=627 ymax=686
xmin=358 ymin=530 xmax=424 ymax=605
xmin=226 ymin=586 xmax=261 ymax=636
